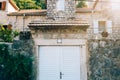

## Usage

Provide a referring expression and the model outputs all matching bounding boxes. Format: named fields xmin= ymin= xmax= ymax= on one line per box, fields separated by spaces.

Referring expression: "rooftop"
xmin=8 ymin=10 xmax=46 ymax=16
xmin=9 ymin=0 xmax=19 ymax=10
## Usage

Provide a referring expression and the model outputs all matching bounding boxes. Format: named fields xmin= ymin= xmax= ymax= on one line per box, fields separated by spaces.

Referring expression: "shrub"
xmin=0 ymin=44 xmax=34 ymax=80
xmin=0 ymin=24 xmax=19 ymax=42
xmin=76 ymin=0 xmax=87 ymax=8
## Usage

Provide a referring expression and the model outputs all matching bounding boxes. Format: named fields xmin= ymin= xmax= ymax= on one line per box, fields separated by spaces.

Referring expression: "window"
xmin=1 ymin=25 xmax=12 ymax=30
xmin=56 ymin=0 xmax=65 ymax=11
xmin=98 ymin=21 xmax=106 ymax=33
xmin=0 ymin=1 xmax=6 ymax=10
xmin=110 ymin=0 xmax=120 ymax=10
xmin=0 ymin=2 xmax=2 ymax=10
xmin=93 ymin=21 xmax=112 ymax=34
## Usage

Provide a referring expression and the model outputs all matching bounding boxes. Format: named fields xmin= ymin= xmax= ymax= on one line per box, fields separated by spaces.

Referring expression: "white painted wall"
xmin=0 ymin=11 xmax=8 ymax=24
xmin=0 ymin=0 xmax=7 ymax=2
xmin=7 ymin=2 xmax=17 ymax=13
xmin=0 ymin=0 xmax=8 ymax=24
xmin=0 ymin=0 xmax=17 ymax=12
xmin=0 ymin=0 xmax=17 ymax=24
xmin=8 ymin=16 xmax=42 ymax=31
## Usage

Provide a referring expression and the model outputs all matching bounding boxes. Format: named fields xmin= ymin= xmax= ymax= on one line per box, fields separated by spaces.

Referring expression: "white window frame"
xmin=106 ymin=21 xmax=112 ymax=33
xmin=93 ymin=20 xmax=112 ymax=34
xmin=93 ymin=21 xmax=99 ymax=34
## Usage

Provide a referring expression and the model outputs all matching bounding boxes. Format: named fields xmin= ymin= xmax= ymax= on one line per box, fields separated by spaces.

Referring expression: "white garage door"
xmin=38 ymin=46 xmax=82 ymax=80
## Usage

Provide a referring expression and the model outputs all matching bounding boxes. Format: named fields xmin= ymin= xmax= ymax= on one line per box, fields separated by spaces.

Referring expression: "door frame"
xmin=34 ymin=39 xmax=88 ymax=80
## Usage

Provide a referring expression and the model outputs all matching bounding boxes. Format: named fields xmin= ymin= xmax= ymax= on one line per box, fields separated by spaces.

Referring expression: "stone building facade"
xmin=7 ymin=0 xmax=120 ymax=80
xmin=47 ymin=0 xmax=75 ymax=19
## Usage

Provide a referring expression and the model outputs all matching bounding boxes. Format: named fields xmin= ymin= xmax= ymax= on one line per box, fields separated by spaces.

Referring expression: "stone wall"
xmin=47 ymin=0 xmax=75 ymax=19
xmin=31 ymin=26 xmax=87 ymax=39
xmin=88 ymin=39 xmax=120 ymax=80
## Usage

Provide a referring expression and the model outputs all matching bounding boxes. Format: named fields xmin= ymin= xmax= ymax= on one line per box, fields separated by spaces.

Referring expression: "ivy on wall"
xmin=0 ymin=44 xmax=34 ymax=80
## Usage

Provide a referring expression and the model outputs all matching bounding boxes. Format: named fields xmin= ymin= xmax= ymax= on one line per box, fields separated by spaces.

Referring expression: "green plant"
xmin=0 ymin=44 xmax=34 ymax=80
xmin=76 ymin=0 xmax=87 ymax=8
xmin=0 ymin=24 xmax=19 ymax=42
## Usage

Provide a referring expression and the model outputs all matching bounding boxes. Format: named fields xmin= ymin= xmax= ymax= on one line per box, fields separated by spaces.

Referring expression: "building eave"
xmin=9 ymin=0 xmax=19 ymax=11
xmin=7 ymin=10 xmax=46 ymax=16
xmin=28 ymin=20 xmax=90 ymax=30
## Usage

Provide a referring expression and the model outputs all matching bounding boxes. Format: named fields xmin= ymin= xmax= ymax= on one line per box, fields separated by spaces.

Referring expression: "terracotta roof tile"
xmin=28 ymin=19 xmax=90 ymax=28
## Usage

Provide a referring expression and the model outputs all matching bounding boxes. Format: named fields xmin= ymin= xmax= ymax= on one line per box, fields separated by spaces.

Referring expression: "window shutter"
xmin=93 ymin=21 xmax=99 ymax=34
xmin=106 ymin=21 xmax=112 ymax=33
xmin=2 ymin=1 xmax=6 ymax=10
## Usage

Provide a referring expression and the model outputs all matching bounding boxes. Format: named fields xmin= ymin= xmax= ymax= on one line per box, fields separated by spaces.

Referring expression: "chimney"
xmin=47 ymin=0 xmax=75 ymax=20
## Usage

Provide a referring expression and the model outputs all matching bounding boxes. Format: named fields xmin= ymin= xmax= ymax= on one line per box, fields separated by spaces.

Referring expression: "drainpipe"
xmin=23 ymin=14 xmax=25 ymax=32
xmin=14 ymin=16 xmax=18 ymax=28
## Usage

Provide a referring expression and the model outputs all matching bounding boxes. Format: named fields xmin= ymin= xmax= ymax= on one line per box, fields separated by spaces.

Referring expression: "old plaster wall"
xmin=8 ymin=16 xmax=44 ymax=31
xmin=0 ymin=0 xmax=17 ymax=25
xmin=31 ymin=26 xmax=87 ymax=40
xmin=0 ymin=11 xmax=8 ymax=24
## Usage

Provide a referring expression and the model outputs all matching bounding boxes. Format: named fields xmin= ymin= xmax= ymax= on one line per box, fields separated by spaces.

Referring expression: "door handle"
xmin=60 ymin=72 xmax=64 ymax=79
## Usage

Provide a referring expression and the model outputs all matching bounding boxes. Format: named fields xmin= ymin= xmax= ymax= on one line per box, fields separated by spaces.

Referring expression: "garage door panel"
xmin=61 ymin=46 xmax=80 ymax=80
xmin=39 ymin=46 xmax=60 ymax=80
